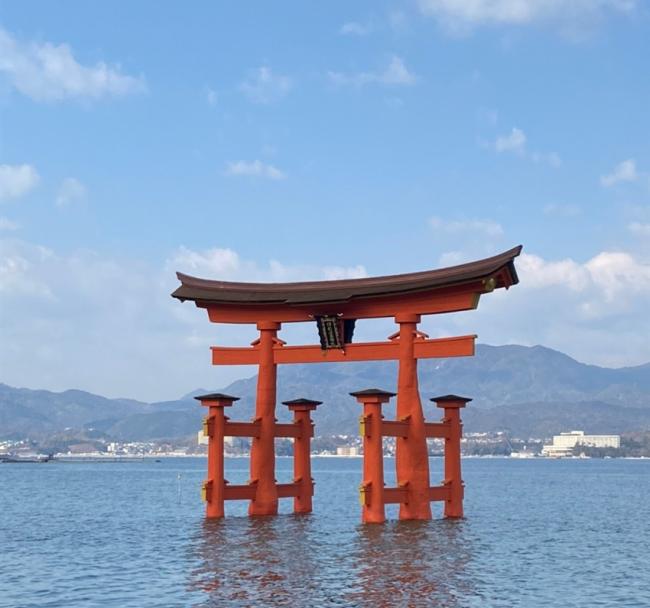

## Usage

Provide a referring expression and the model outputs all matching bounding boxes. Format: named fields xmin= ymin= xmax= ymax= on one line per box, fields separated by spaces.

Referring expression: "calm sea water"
xmin=1 ymin=457 xmax=649 ymax=607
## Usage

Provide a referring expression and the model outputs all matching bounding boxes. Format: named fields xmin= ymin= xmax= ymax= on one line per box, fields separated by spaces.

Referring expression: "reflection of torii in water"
xmin=172 ymin=245 xmax=522 ymax=523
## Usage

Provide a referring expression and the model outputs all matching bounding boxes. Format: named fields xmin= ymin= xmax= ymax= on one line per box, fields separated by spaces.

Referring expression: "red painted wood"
xmin=248 ymin=323 xmax=280 ymax=516
xmin=383 ymin=486 xmax=409 ymax=504
xmin=381 ymin=420 xmax=410 ymax=438
xmin=224 ymin=484 xmax=257 ymax=501
xmin=424 ymin=422 xmax=450 ymax=439
xmin=224 ymin=420 xmax=261 ymax=438
xmin=203 ymin=286 xmax=482 ymax=323
xmin=273 ymin=422 xmax=302 ymax=438
xmin=211 ymin=334 xmax=476 ymax=366
xmin=428 ymin=485 xmax=451 ymax=502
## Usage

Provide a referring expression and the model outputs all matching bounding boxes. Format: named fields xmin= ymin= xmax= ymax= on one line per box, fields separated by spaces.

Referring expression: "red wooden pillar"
xmin=351 ymin=389 xmax=395 ymax=524
xmin=283 ymin=398 xmax=321 ymax=514
xmin=394 ymin=313 xmax=432 ymax=520
xmin=249 ymin=321 xmax=281 ymax=516
xmin=431 ymin=394 xmax=471 ymax=518
xmin=195 ymin=393 xmax=239 ymax=518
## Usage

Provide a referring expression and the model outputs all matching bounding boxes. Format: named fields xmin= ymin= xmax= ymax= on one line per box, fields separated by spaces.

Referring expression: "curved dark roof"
xmin=172 ymin=245 xmax=522 ymax=306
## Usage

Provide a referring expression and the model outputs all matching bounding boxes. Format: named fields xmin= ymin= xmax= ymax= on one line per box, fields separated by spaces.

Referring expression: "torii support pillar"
xmin=195 ymin=393 xmax=239 ymax=519
xmin=283 ymin=398 xmax=321 ymax=514
xmin=394 ymin=313 xmax=432 ymax=520
xmin=249 ymin=321 xmax=281 ymax=516
xmin=351 ymin=389 xmax=395 ymax=524
xmin=431 ymin=394 xmax=472 ymax=518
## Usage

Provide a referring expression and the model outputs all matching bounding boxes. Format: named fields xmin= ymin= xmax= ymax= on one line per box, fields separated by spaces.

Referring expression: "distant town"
xmin=3 ymin=428 xmax=650 ymax=462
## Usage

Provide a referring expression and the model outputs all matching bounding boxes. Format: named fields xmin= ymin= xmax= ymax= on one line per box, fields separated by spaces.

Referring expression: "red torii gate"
xmin=172 ymin=245 xmax=521 ymax=522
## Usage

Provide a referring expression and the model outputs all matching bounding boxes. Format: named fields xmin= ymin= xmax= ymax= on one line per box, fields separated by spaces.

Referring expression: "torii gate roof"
xmin=173 ymin=245 xmax=521 ymax=304
xmin=172 ymin=245 xmax=521 ymax=324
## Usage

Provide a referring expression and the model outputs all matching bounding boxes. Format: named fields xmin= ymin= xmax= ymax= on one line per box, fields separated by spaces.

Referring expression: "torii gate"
xmin=172 ymin=245 xmax=521 ymax=522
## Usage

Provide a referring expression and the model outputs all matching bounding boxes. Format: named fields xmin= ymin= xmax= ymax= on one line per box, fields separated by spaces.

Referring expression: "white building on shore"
xmin=542 ymin=430 xmax=620 ymax=457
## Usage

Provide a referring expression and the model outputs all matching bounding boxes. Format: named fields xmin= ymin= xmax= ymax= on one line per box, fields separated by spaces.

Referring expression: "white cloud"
xmin=424 ymin=248 xmax=650 ymax=369
xmin=418 ymin=0 xmax=637 ymax=29
xmin=169 ymin=246 xmax=241 ymax=278
xmin=0 ymin=164 xmax=40 ymax=201
xmin=322 ymin=265 xmax=368 ymax=280
xmin=240 ymin=66 xmax=291 ymax=103
xmin=0 ymin=27 xmax=146 ymax=102
xmin=340 ymin=22 xmax=372 ymax=35
xmin=495 ymin=127 xmax=526 ymax=153
xmin=225 ymin=160 xmax=286 ymax=180
xmin=492 ymin=127 xmax=560 ymax=166
xmin=329 ymin=56 xmax=417 ymax=87
xmin=628 ymin=222 xmax=650 ymax=237
xmin=518 ymin=251 xmax=650 ymax=307
xmin=56 ymin=177 xmax=87 ymax=207
xmin=0 ymin=239 xmax=54 ymax=298
xmin=517 ymin=252 xmax=590 ymax=291
xmin=0 ymin=238 xmax=370 ymax=400
xmin=600 ymin=158 xmax=638 ymax=187
xmin=0 ymin=217 xmax=19 ymax=231
xmin=169 ymin=246 xmax=367 ymax=284
xmin=2 ymin=237 xmax=649 ymax=399
xmin=430 ymin=216 xmax=504 ymax=237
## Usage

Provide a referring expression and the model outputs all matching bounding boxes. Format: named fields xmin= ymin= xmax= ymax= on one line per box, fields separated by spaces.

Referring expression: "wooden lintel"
xmin=274 ymin=423 xmax=303 ymax=438
xmin=276 ymin=482 xmax=301 ymax=498
xmin=223 ymin=484 xmax=257 ymax=500
xmin=384 ymin=486 xmax=409 ymax=504
xmin=204 ymin=286 xmax=482 ymax=324
xmin=212 ymin=334 xmax=476 ymax=366
xmin=428 ymin=485 xmax=451 ymax=502
xmin=424 ymin=422 xmax=450 ymax=439
xmin=224 ymin=421 xmax=261 ymax=438
xmin=381 ymin=420 xmax=410 ymax=438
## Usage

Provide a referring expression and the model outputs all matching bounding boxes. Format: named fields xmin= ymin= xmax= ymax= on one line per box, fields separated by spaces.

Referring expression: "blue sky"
xmin=1 ymin=1 xmax=649 ymax=401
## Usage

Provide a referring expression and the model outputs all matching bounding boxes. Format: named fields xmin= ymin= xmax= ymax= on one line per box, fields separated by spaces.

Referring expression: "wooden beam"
xmin=223 ymin=484 xmax=257 ymax=500
xmin=424 ymin=422 xmax=450 ymax=439
xmin=224 ymin=420 xmax=261 ymax=438
xmin=276 ymin=482 xmax=302 ymax=498
xmin=381 ymin=420 xmax=410 ymax=438
xmin=384 ymin=486 xmax=409 ymax=504
xmin=428 ymin=485 xmax=451 ymax=502
xmin=212 ymin=334 xmax=476 ymax=366
xmin=203 ymin=285 xmax=483 ymax=324
xmin=274 ymin=423 xmax=303 ymax=438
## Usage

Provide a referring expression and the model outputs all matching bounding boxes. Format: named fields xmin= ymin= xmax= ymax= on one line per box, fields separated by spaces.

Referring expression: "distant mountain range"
xmin=2 ymin=344 xmax=649 ymax=442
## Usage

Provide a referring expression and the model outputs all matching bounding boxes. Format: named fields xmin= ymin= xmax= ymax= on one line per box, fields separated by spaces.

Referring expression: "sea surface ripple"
xmin=1 ymin=457 xmax=649 ymax=607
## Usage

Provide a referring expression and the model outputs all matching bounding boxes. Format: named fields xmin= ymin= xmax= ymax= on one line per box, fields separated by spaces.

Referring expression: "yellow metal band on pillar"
xmin=358 ymin=483 xmax=367 ymax=506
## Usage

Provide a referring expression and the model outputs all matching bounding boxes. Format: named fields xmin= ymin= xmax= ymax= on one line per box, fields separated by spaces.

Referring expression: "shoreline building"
xmin=542 ymin=431 xmax=620 ymax=457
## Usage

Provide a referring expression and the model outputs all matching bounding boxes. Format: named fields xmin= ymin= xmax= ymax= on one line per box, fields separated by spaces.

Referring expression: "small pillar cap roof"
xmin=282 ymin=398 xmax=323 ymax=406
xmin=194 ymin=392 xmax=240 ymax=402
xmin=349 ymin=388 xmax=396 ymax=398
xmin=430 ymin=394 xmax=472 ymax=403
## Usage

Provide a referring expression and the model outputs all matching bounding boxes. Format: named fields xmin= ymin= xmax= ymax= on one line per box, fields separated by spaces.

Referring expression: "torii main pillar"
xmin=249 ymin=321 xmax=280 ymax=516
xmin=395 ymin=313 xmax=431 ymax=520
